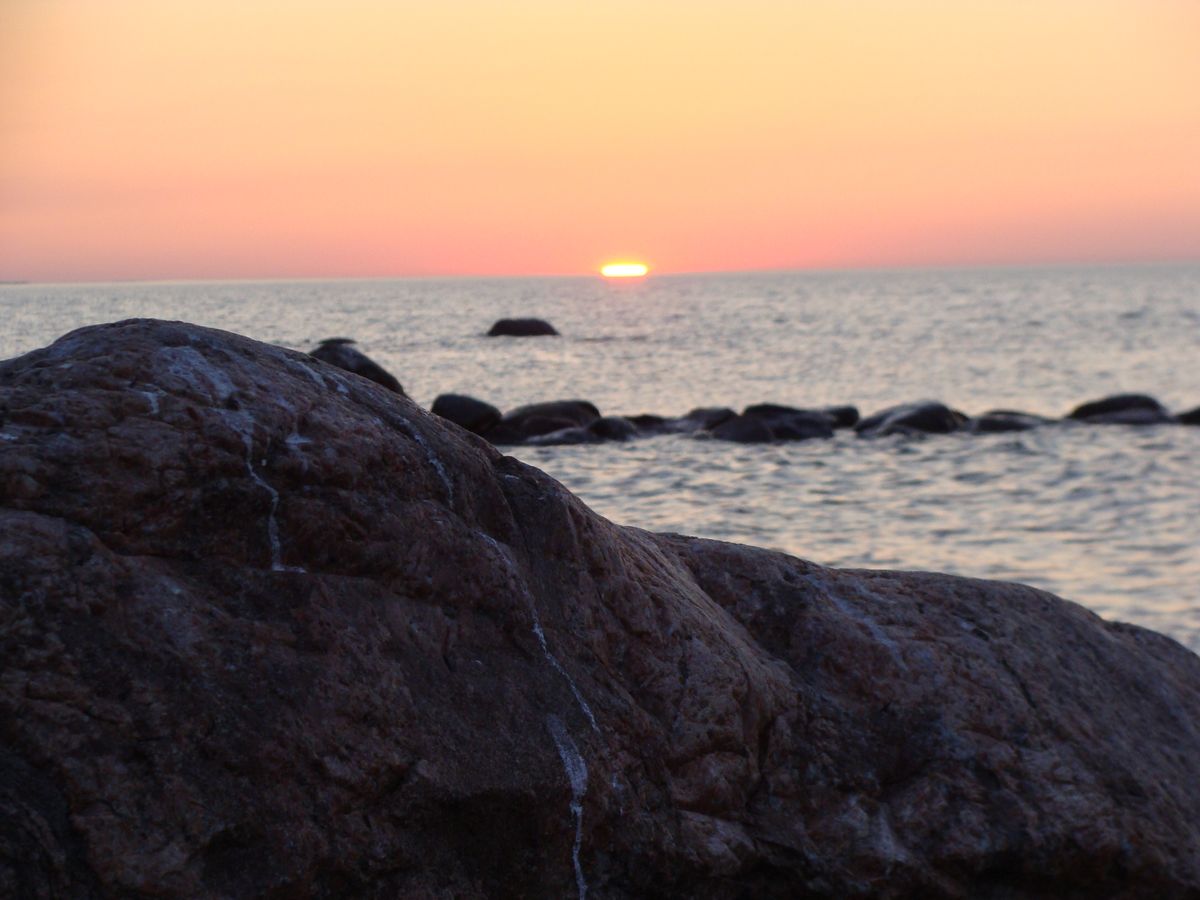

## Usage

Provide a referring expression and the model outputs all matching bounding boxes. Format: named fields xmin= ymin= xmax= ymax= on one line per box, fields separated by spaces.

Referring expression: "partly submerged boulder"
xmin=856 ymin=401 xmax=969 ymax=438
xmin=821 ymin=404 xmax=860 ymax=429
xmin=3 ymin=319 xmax=1200 ymax=899
xmin=743 ymin=404 xmax=836 ymax=440
xmin=710 ymin=405 xmax=835 ymax=443
xmin=431 ymin=393 xmax=503 ymax=436
xmin=1178 ymin=405 xmax=1200 ymax=426
xmin=486 ymin=318 xmax=559 ymax=337
xmin=679 ymin=406 xmax=737 ymax=431
xmin=487 ymin=399 xmax=601 ymax=445
xmin=308 ymin=337 xmax=405 ymax=395
xmin=969 ymin=409 xmax=1054 ymax=434
xmin=1067 ymin=393 xmax=1173 ymax=425
xmin=525 ymin=417 xmax=638 ymax=447
xmin=708 ymin=413 xmax=775 ymax=443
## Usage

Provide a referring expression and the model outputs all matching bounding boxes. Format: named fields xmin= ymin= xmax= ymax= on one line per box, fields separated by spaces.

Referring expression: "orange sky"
xmin=2 ymin=0 xmax=1199 ymax=280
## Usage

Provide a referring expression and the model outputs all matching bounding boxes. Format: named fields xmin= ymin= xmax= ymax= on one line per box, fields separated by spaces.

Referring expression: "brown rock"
xmin=2 ymin=319 xmax=1199 ymax=898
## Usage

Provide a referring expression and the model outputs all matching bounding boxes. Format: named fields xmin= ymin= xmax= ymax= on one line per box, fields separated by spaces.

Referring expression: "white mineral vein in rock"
xmin=547 ymin=714 xmax=589 ymax=900
xmin=478 ymin=532 xmax=599 ymax=733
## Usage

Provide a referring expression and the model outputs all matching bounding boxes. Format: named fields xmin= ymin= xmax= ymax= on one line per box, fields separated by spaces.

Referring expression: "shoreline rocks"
xmin=3 ymin=319 xmax=1200 ymax=898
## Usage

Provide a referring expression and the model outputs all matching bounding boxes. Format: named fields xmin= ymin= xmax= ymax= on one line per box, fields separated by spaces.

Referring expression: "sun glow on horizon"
xmin=2 ymin=2 xmax=1199 ymax=281
xmin=600 ymin=262 xmax=649 ymax=278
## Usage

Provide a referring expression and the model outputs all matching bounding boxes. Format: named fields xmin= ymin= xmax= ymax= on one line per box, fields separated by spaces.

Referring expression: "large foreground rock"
xmin=2 ymin=320 xmax=1200 ymax=899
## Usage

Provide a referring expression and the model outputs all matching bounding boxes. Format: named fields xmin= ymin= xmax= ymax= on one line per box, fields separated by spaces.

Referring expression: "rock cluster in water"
xmin=3 ymin=318 xmax=1200 ymax=898
xmin=302 ymin=330 xmax=1198 ymax=447
xmin=431 ymin=392 xmax=1200 ymax=447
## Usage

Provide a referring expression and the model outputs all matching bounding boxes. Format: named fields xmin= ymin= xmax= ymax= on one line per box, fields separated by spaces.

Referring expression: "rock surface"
xmin=486 ymin=318 xmax=559 ymax=337
xmin=3 ymin=319 xmax=1200 ymax=899
xmin=308 ymin=338 xmax=405 ymax=395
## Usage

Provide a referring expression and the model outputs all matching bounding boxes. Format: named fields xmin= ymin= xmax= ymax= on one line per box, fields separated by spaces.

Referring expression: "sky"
xmin=2 ymin=0 xmax=1199 ymax=281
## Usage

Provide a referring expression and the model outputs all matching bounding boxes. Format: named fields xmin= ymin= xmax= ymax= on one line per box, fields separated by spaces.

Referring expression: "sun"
xmin=600 ymin=262 xmax=649 ymax=278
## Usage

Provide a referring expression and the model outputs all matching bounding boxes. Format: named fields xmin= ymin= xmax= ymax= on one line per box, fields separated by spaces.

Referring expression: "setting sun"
xmin=601 ymin=262 xmax=649 ymax=278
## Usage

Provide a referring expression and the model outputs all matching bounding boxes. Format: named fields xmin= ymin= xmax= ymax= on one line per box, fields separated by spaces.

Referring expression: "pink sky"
xmin=2 ymin=0 xmax=1199 ymax=281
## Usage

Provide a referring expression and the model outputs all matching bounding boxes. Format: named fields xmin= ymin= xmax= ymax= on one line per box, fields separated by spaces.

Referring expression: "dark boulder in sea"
xmin=308 ymin=336 xmax=405 ymax=395
xmin=627 ymin=413 xmax=670 ymax=434
xmin=734 ymin=403 xmax=830 ymax=441
xmin=709 ymin=413 xmax=776 ymax=443
xmin=587 ymin=415 xmax=637 ymax=441
xmin=486 ymin=317 xmax=560 ymax=337
xmin=680 ymin=406 xmax=737 ymax=431
xmin=856 ymin=401 xmax=969 ymax=437
xmin=525 ymin=416 xmax=638 ymax=447
xmin=486 ymin=399 xmax=601 ymax=444
xmin=1177 ymin=405 xmax=1200 ymax=425
xmin=4 ymin=318 xmax=1200 ymax=898
xmin=968 ymin=409 xmax=1054 ymax=433
xmin=431 ymin=393 xmax=502 ymax=436
xmin=822 ymin=404 xmax=860 ymax=429
xmin=1067 ymin=393 xmax=1173 ymax=425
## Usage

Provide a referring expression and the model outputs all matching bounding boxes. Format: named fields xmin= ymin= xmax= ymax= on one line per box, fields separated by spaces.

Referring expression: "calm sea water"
xmin=3 ymin=266 xmax=1199 ymax=651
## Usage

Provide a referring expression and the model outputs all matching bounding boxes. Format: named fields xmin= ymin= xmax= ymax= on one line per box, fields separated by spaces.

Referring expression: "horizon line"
xmin=3 ymin=256 xmax=1199 ymax=288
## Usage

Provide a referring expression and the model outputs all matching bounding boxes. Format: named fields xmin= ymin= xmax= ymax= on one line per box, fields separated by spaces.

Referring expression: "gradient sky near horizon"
xmin=2 ymin=1 xmax=1199 ymax=281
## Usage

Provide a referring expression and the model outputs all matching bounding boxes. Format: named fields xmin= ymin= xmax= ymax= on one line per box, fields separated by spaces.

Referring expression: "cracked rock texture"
xmin=2 ymin=319 xmax=1199 ymax=899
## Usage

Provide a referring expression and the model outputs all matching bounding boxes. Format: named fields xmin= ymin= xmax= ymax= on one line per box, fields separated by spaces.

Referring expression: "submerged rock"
xmin=1067 ymin=393 xmax=1173 ymax=425
xmin=3 ymin=319 xmax=1200 ymax=898
xmin=969 ymin=409 xmax=1054 ymax=433
xmin=308 ymin=337 xmax=405 ymax=395
xmin=679 ymin=406 xmax=737 ymax=431
xmin=709 ymin=413 xmax=776 ymax=443
xmin=487 ymin=399 xmax=601 ymax=444
xmin=821 ymin=404 xmax=860 ymax=429
xmin=431 ymin=393 xmax=502 ymax=436
xmin=856 ymin=401 xmax=969 ymax=438
xmin=710 ymin=404 xmax=835 ymax=443
xmin=487 ymin=317 xmax=559 ymax=337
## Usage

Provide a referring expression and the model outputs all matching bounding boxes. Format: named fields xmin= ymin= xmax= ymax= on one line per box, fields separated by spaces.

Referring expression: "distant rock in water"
xmin=5 ymin=318 xmax=1200 ymax=898
xmin=487 ymin=399 xmax=600 ymax=444
xmin=487 ymin=317 xmax=559 ymax=337
xmin=710 ymin=404 xmax=834 ymax=443
xmin=309 ymin=337 xmax=405 ymax=395
xmin=1068 ymin=393 xmax=1173 ymax=425
xmin=587 ymin=415 xmax=637 ymax=441
xmin=821 ymin=404 xmax=860 ymax=429
xmin=431 ymin=393 xmax=502 ymax=436
xmin=969 ymin=409 xmax=1053 ymax=433
xmin=680 ymin=406 xmax=736 ymax=431
xmin=709 ymin=413 xmax=776 ymax=443
xmin=856 ymin=401 xmax=968 ymax=437
xmin=525 ymin=416 xmax=638 ymax=447
xmin=1178 ymin=405 xmax=1200 ymax=426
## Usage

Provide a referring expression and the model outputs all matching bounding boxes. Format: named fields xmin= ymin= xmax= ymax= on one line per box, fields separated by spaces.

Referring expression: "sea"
xmin=3 ymin=265 xmax=1198 ymax=652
